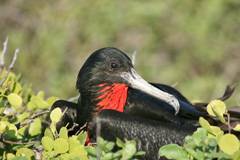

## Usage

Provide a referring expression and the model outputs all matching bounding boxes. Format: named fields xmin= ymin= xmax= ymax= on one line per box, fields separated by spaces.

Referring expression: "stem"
xmin=226 ymin=113 xmax=231 ymax=133
xmin=0 ymin=37 xmax=8 ymax=69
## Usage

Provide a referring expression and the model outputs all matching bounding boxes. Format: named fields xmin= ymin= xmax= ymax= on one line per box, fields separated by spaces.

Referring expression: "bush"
xmin=159 ymin=100 xmax=240 ymax=160
xmin=0 ymin=40 xmax=144 ymax=160
xmin=1 ymin=40 xmax=239 ymax=160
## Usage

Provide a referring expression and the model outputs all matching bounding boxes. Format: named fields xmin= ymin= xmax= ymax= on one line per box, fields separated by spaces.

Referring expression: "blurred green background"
xmin=0 ymin=0 xmax=240 ymax=105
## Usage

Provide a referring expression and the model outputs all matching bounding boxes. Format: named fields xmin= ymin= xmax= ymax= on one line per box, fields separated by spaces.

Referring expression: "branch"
xmin=0 ymin=136 xmax=37 ymax=145
xmin=20 ymin=110 xmax=49 ymax=127
xmin=0 ymin=37 xmax=8 ymax=68
xmin=8 ymin=48 xmax=19 ymax=70
xmin=0 ymin=43 xmax=20 ymax=86
xmin=131 ymin=50 xmax=137 ymax=66
xmin=74 ymin=122 xmax=87 ymax=135
xmin=68 ymin=94 xmax=79 ymax=102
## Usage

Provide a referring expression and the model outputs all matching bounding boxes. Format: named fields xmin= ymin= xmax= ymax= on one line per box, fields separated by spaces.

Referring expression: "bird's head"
xmin=76 ymin=47 xmax=180 ymax=114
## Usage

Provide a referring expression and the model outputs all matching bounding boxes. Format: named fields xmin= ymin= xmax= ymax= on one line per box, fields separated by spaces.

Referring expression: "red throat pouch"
xmin=97 ymin=83 xmax=128 ymax=112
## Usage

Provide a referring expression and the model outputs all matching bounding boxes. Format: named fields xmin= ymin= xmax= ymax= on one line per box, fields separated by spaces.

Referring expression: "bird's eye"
xmin=110 ymin=62 xmax=118 ymax=69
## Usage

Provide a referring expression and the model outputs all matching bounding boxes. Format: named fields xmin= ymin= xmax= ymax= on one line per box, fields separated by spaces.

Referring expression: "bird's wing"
xmin=126 ymin=83 xmax=203 ymax=125
xmin=88 ymin=110 xmax=196 ymax=160
xmin=150 ymin=82 xmax=205 ymax=118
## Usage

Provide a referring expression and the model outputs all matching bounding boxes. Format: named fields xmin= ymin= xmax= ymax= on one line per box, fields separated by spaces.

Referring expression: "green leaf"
xmin=16 ymin=148 xmax=34 ymax=160
xmin=37 ymin=91 xmax=45 ymax=99
xmin=159 ymin=144 xmax=188 ymax=160
xmin=17 ymin=112 xmax=30 ymax=123
xmin=116 ymin=138 xmax=125 ymax=148
xmin=8 ymin=123 xmax=17 ymax=130
xmin=50 ymin=107 xmax=62 ymax=123
xmin=26 ymin=101 xmax=36 ymax=110
xmin=6 ymin=153 xmax=15 ymax=160
xmin=105 ymin=141 xmax=115 ymax=152
xmin=232 ymin=150 xmax=240 ymax=160
xmin=44 ymin=128 xmax=54 ymax=139
xmin=11 ymin=156 xmax=28 ymax=160
xmin=18 ymin=126 xmax=27 ymax=136
xmin=102 ymin=152 xmax=113 ymax=160
xmin=85 ymin=146 xmax=96 ymax=157
xmin=233 ymin=124 xmax=240 ymax=132
xmin=135 ymin=151 xmax=146 ymax=156
xmin=47 ymin=96 xmax=59 ymax=106
xmin=69 ymin=136 xmax=79 ymax=151
xmin=77 ymin=131 xmax=87 ymax=145
xmin=31 ymin=95 xmax=49 ymax=109
xmin=42 ymin=136 xmax=54 ymax=151
xmin=199 ymin=117 xmax=223 ymax=136
xmin=68 ymin=144 xmax=88 ymax=160
xmin=0 ymin=121 xmax=8 ymax=133
xmin=59 ymin=127 xmax=68 ymax=139
xmin=207 ymin=100 xmax=226 ymax=123
xmin=28 ymin=118 xmax=42 ymax=136
xmin=54 ymin=138 xmax=69 ymax=154
xmin=7 ymin=93 xmax=22 ymax=108
xmin=50 ymin=123 xmax=56 ymax=134
xmin=199 ymin=117 xmax=211 ymax=131
xmin=191 ymin=128 xmax=207 ymax=146
xmin=218 ymin=133 xmax=240 ymax=155
xmin=121 ymin=140 xmax=137 ymax=160
xmin=113 ymin=151 xmax=122 ymax=158
xmin=184 ymin=147 xmax=201 ymax=159
xmin=209 ymin=126 xmax=223 ymax=136
xmin=3 ymin=129 xmax=19 ymax=140
xmin=13 ymin=82 xmax=22 ymax=94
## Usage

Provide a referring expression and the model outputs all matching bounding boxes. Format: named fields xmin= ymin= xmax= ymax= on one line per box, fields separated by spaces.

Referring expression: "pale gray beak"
xmin=121 ymin=68 xmax=180 ymax=115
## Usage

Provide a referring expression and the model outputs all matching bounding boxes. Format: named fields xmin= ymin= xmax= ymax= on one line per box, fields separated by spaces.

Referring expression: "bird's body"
xmin=49 ymin=48 xmax=239 ymax=159
xmin=89 ymin=110 xmax=196 ymax=160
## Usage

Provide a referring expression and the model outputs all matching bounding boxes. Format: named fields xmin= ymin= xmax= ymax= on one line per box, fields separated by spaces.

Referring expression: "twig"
xmin=68 ymin=94 xmax=79 ymax=102
xmin=226 ymin=113 xmax=232 ymax=133
xmin=30 ymin=110 xmax=49 ymax=119
xmin=0 ymin=39 xmax=20 ymax=86
xmin=96 ymin=117 xmax=101 ymax=160
xmin=171 ymin=82 xmax=179 ymax=87
xmin=1 ymin=136 xmax=37 ymax=145
xmin=9 ymin=48 xmax=19 ymax=70
xmin=75 ymin=122 xmax=87 ymax=135
xmin=68 ymin=123 xmax=79 ymax=132
xmin=20 ymin=110 xmax=49 ymax=127
xmin=0 ymin=37 xmax=8 ymax=68
xmin=131 ymin=50 xmax=137 ymax=66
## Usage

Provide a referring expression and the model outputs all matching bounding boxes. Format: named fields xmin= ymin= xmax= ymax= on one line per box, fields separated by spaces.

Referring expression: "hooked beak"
xmin=121 ymin=68 xmax=180 ymax=115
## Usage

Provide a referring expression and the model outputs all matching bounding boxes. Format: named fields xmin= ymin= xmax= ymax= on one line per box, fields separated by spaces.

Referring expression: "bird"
xmin=50 ymin=48 xmax=240 ymax=160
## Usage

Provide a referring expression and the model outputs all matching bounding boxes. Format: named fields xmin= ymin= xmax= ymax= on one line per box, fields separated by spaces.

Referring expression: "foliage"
xmin=159 ymin=100 xmax=240 ymax=160
xmin=4 ymin=64 xmax=240 ymax=160
xmin=0 ymin=43 xmax=143 ymax=160
xmin=43 ymin=108 xmax=144 ymax=160
xmin=0 ymin=67 xmax=56 ymax=159
xmin=0 ymin=37 xmax=239 ymax=159
xmin=0 ymin=0 xmax=240 ymax=103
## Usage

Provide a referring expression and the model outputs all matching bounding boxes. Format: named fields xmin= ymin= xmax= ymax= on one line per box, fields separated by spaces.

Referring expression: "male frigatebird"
xmin=50 ymin=48 xmax=238 ymax=160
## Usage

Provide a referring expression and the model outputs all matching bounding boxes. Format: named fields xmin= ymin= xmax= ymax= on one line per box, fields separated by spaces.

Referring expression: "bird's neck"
xmin=96 ymin=83 xmax=128 ymax=112
xmin=79 ymin=83 xmax=129 ymax=145
xmin=80 ymin=83 xmax=129 ymax=118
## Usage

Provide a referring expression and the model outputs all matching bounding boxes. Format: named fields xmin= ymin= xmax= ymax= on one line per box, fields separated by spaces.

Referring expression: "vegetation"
xmin=0 ymin=42 xmax=144 ymax=160
xmin=1 ymin=59 xmax=240 ymax=159
xmin=0 ymin=1 xmax=240 ymax=159
xmin=0 ymin=0 xmax=240 ymax=104
xmin=159 ymin=100 xmax=240 ymax=160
